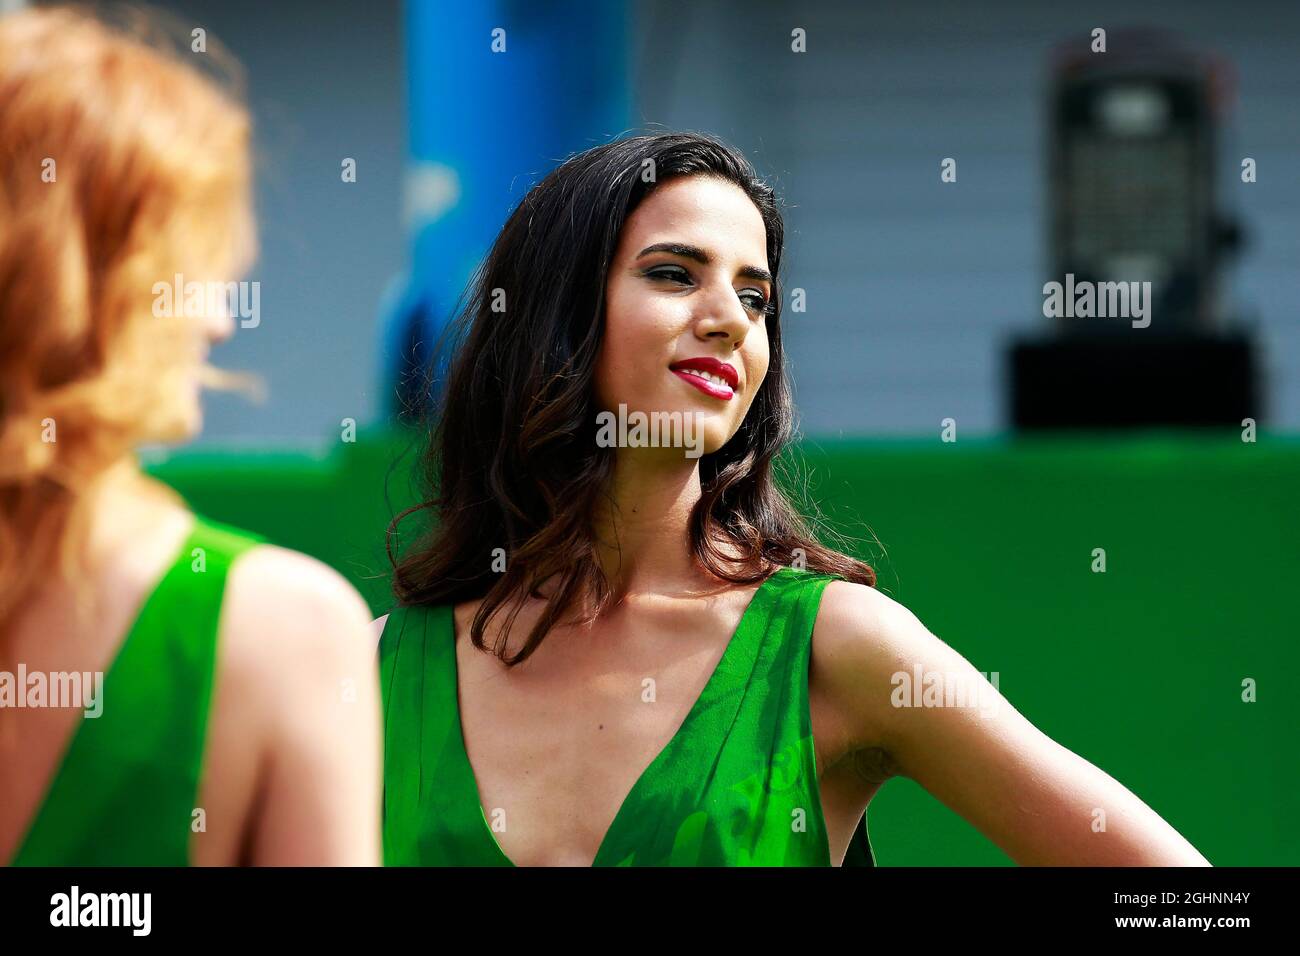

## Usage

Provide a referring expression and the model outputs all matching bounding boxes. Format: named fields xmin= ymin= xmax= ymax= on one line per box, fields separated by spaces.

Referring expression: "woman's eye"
xmin=643 ymin=266 xmax=767 ymax=315
xmin=739 ymin=290 xmax=770 ymax=315
xmin=644 ymin=265 xmax=692 ymax=285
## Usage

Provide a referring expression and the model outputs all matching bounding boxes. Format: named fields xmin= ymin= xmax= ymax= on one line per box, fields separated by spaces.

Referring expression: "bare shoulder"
xmin=221 ymin=545 xmax=376 ymax=675
xmin=813 ymin=580 xmax=937 ymax=674
xmin=210 ymin=546 xmax=383 ymax=865
xmin=811 ymin=580 xmax=958 ymax=757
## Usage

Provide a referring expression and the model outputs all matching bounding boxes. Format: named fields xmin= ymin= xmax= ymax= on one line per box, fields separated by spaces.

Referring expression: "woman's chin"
xmin=596 ymin=400 xmax=735 ymax=460
xmin=159 ymin=399 xmax=204 ymax=443
xmin=181 ymin=404 xmax=204 ymax=440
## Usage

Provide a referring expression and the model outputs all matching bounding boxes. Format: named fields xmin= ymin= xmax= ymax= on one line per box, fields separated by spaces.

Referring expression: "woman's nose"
xmin=693 ymin=287 xmax=749 ymax=344
xmin=202 ymin=298 xmax=237 ymax=345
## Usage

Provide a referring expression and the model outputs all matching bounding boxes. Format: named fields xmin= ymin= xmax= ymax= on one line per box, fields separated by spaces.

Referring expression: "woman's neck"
xmin=76 ymin=458 xmax=186 ymax=575
xmin=590 ymin=450 xmax=718 ymax=601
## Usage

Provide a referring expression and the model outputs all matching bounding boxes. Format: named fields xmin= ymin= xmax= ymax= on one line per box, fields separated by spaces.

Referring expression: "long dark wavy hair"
xmin=387 ymin=131 xmax=876 ymax=666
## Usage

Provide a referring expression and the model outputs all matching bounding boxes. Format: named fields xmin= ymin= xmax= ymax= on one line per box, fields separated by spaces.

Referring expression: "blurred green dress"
xmin=9 ymin=516 xmax=262 ymax=866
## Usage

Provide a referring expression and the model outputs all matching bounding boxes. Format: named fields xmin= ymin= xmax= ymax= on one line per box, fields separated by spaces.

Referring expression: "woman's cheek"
xmin=597 ymin=343 xmax=649 ymax=413
xmin=591 ymin=341 xmax=620 ymax=412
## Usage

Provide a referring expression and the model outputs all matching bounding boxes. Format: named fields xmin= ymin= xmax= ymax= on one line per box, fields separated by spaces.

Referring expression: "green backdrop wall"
xmin=146 ymin=429 xmax=1299 ymax=866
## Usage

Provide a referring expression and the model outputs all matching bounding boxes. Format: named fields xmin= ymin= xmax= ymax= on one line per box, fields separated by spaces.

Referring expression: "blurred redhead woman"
xmin=0 ymin=7 xmax=381 ymax=865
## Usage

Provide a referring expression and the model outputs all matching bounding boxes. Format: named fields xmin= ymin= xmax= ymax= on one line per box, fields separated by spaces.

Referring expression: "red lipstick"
xmin=669 ymin=356 xmax=739 ymax=400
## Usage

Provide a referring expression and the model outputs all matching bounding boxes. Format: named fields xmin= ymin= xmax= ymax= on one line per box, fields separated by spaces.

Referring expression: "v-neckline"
xmin=444 ymin=568 xmax=792 ymax=867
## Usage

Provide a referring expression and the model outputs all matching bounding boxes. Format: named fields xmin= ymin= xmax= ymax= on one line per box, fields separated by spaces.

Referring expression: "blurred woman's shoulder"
xmin=222 ymin=538 xmax=375 ymax=671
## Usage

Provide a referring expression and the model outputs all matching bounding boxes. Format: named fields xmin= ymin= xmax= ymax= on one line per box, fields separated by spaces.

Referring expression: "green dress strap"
xmin=10 ymin=514 xmax=264 ymax=866
xmin=379 ymin=602 xmax=506 ymax=866
xmin=379 ymin=566 xmax=875 ymax=866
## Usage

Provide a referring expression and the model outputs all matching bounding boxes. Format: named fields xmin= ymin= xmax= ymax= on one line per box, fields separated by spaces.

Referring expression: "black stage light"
xmin=1008 ymin=28 xmax=1260 ymax=430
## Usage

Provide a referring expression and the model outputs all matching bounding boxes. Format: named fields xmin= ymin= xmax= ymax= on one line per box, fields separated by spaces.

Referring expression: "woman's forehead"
xmin=620 ymin=177 xmax=769 ymax=268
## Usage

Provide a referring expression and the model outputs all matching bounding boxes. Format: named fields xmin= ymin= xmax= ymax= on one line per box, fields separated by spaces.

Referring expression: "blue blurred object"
xmin=380 ymin=0 xmax=631 ymax=421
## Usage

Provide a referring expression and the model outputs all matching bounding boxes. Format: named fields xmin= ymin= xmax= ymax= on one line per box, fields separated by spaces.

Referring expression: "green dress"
xmin=9 ymin=515 xmax=263 ymax=866
xmin=379 ymin=566 xmax=877 ymax=866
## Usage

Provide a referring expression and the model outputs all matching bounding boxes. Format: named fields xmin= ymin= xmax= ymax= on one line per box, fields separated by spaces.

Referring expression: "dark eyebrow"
xmin=636 ymin=242 xmax=773 ymax=285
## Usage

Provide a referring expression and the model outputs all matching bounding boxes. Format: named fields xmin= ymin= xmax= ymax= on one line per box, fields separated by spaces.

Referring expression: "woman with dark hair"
xmin=375 ymin=132 xmax=1209 ymax=867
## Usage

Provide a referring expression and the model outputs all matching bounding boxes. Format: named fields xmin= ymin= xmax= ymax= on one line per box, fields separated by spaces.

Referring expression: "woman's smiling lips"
xmin=669 ymin=356 xmax=738 ymax=400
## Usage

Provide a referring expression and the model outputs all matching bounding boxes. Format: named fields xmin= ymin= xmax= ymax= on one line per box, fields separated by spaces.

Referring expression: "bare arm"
xmin=227 ymin=548 xmax=383 ymax=866
xmin=815 ymin=581 xmax=1211 ymax=866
